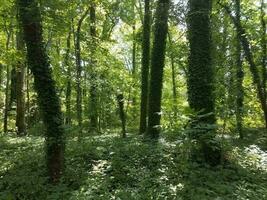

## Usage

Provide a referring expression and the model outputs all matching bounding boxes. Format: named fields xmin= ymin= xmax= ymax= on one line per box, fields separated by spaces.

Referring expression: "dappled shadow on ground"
xmin=0 ymin=128 xmax=267 ymax=199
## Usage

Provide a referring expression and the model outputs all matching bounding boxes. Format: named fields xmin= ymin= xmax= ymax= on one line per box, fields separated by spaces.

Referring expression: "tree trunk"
xmin=139 ymin=0 xmax=151 ymax=134
xmin=234 ymin=0 xmax=244 ymax=138
xmin=146 ymin=0 xmax=170 ymax=139
xmin=9 ymin=67 xmax=17 ymax=109
xmin=220 ymin=2 xmax=267 ymax=128
xmin=16 ymin=29 xmax=26 ymax=136
xmin=260 ymin=0 xmax=266 ymax=113
xmin=168 ymin=32 xmax=178 ymax=117
xmin=3 ymin=32 xmax=11 ymax=133
xmin=89 ymin=1 xmax=98 ymax=131
xmin=117 ymin=93 xmax=126 ymax=138
xmin=18 ymin=0 xmax=64 ymax=183
xmin=187 ymin=0 xmax=220 ymax=165
xmin=4 ymin=65 xmax=10 ymax=133
xmin=65 ymin=30 xmax=72 ymax=125
xmin=75 ymin=8 xmax=89 ymax=128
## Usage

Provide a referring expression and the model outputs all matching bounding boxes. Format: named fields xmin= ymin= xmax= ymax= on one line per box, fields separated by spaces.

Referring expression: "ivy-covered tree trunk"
xmin=16 ymin=29 xmax=26 ymax=136
xmin=3 ymin=31 xmax=11 ymax=133
xmin=65 ymin=30 xmax=72 ymax=126
xmin=187 ymin=0 xmax=220 ymax=165
xmin=139 ymin=0 xmax=151 ymax=134
xmin=234 ymin=0 xmax=244 ymax=138
xmin=260 ymin=0 xmax=266 ymax=109
xmin=89 ymin=1 xmax=98 ymax=131
xmin=75 ymin=8 xmax=89 ymax=128
xmin=146 ymin=0 xmax=170 ymax=139
xmin=18 ymin=0 xmax=64 ymax=183
xmin=4 ymin=64 xmax=10 ymax=133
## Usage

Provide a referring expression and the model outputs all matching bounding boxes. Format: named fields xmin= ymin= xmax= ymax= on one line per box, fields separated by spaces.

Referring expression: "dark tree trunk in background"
xmin=16 ymin=29 xmax=26 ymax=136
xmin=9 ymin=67 xmax=17 ymax=109
xmin=65 ymin=30 xmax=72 ymax=126
xmin=168 ymin=33 xmax=178 ymax=117
xmin=3 ymin=32 xmax=11 ymax=133
xmin=260 ymin=0 xmax=266 ymax=110
xmin=146 ymin=0 xmax=170 ymax=139
xmin=4 ymin=65 xmax=10 ymax=133
xmin=187 ymin=0 xmax=220 ymax=165
xmin=234 ymin=0 xmax=244 ymax=139
xmin=139 ymin=0 xmax=151 ymax=134
xmin=75 ymin=8 xmax=89 ymax=128
xmin=18 ymin=0 xmax=64 ymax=183
xmin=117 ymin=93 xmax=126 ymax=138
xmin=89 ymin=1 xmax=98 ymax=131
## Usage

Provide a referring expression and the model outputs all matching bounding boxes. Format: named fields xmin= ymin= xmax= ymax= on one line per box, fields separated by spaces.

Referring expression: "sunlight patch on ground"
xmin=232 ymin=145 xmax=267 ymax=171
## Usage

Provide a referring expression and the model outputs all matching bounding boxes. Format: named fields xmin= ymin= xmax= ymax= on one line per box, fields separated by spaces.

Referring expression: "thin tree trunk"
xmin=89 ymin=1 xmax=98 ymax=131
xmin=146 ymin=0 xmax=170 ymax=139
xmin=168 ymin=32 xmax=178 ymax=117
xmin=9 ymin=67 xmax=17 ymax=109
xmin=139 ymin=0 xmax=151 ymax=134
xmin=18 ymin=0 xmax=64 ymax=183
xmin=234 ymin=0 xmax=244 ymax=138
xmin=3 ymin=31 xmax=11 ymax=133
xmin=220 ymin=1 xmax=267 ymax=128
xmin=16 ymin=29 xmax=26 ymax=136
xmin=260 ymin=0 xmax=266 ymax=107
xmin=117 ymin=93 xmax=126 ymax=138
xmin=75 ymin=8 xmax=89 ymax=127
xmin=65 ymin=30 xmax=72 ymax=125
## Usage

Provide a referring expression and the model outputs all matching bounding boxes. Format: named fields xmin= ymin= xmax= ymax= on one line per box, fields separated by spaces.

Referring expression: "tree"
xmin=89 ymin=0 xmax=98 ymax=131
xmin=146 ymin=0 xmax=170 ymax=139
xmin=16 ymin=29 xmax=26 ymax=136
xmin=187 ymin=0 xmax=220 ymax=165
xmin=75 ymin=8 xmax=89 ymax=127
xmin=219 ymin=0 xmax=267 ymax=128
xmin=17 ymin=0 xmax=64 ymax=183
xmin=234 ymin=0 xmax=244 ymax=138
xmin=139 ymin=0 xmax=151 ymax=134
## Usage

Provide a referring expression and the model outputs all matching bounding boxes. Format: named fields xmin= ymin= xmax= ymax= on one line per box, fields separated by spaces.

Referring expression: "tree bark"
xmin=234 ymin=0 xmax=244 ymax=138
xmin=89 ymin=1 xmax=98 ymax=131
xmin=3 ymin=31 xmax=11 ymax=133
xmin=146 ymin=0 xmax=170 ymax=139
xmin=75 ymin=8 xmax=89 ymax=127
xmin=16 ymin=29 xmax=26 ymax=136
xmin=117 ymin=93 xmax=126 ymax=138
xmin=18 ymin=0 xmax=64 ymax=183
xmin=65 ymin=30 xmax=72 ymax=126
xmin=139 ymin=0 xmax=151 ymax=134
xmin=187 ymin=0 xmax=221 ymax=165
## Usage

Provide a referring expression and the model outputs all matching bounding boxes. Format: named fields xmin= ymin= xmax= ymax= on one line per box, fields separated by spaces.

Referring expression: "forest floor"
xmin=0 ymin=128 xmax=267 ymax=200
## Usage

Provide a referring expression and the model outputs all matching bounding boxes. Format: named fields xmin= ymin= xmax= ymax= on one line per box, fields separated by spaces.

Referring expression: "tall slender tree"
xmin=65 ymin=30 xmax=72 ymax=126
xmin=75 ymin=8 xmax=89 ymax=128
xmin=16 ymin=29 xmax=26 ymax=136
xmin=219 ymin=1 xmax=267 ymax=128
xmin=234 ymin=0 xmax=244 ymax=138
xmin=187 ymin=0 xmax=220 ymax=165
xmin=139 ymin=0 xmax=151 ymax=134
xmin=89 ymin=0 xmax=98 ymax=131
xmin=18 ymin=0 xmax=64 ymax=183
xmin=146 ymin=0 xmax=170 ymax=139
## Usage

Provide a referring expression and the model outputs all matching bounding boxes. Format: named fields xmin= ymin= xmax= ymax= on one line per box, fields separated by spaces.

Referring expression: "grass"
xmin=0 ymin=128 xmax=266 ymax=199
